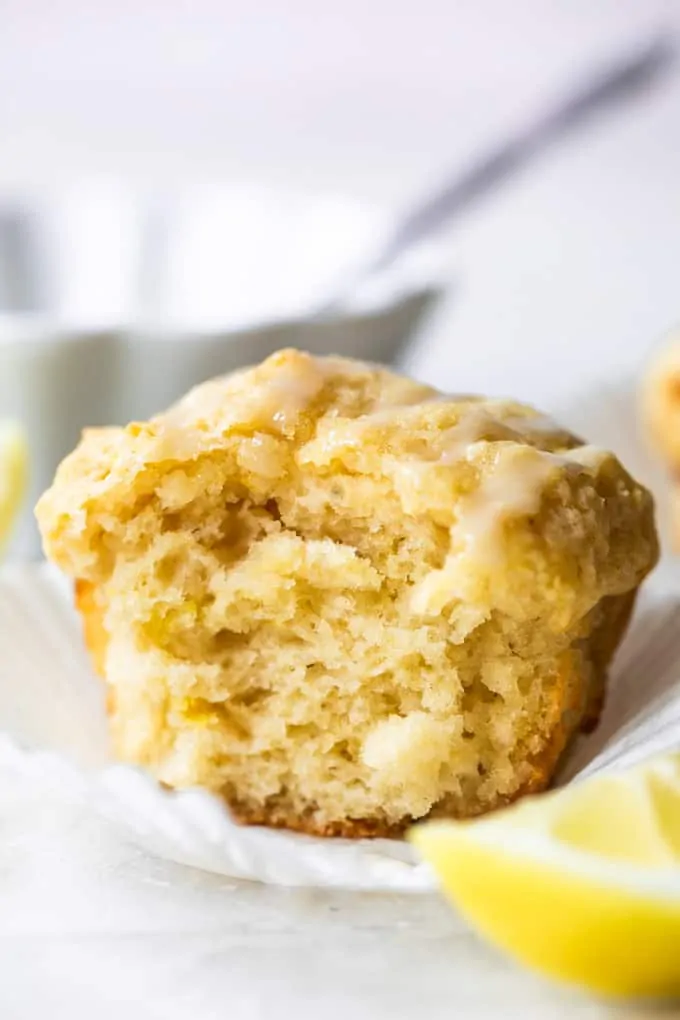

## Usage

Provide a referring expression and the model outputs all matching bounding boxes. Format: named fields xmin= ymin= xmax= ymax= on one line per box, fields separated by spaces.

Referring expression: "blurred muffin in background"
xmin=641 ymin=336 xmax=680 ymax=547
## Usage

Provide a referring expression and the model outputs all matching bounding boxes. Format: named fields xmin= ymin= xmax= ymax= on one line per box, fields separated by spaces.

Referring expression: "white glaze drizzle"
xmin=161 ymin=358 xmax=327 ymax=434
xmin=457 ymin=445 xmax=578 ymax=559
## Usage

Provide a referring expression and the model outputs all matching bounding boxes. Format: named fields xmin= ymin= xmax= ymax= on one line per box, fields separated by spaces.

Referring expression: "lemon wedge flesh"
xmin=0 ymin=422 xmax=27 ymax=554
xmin=411 ymin=755 xmax=680 ymax=999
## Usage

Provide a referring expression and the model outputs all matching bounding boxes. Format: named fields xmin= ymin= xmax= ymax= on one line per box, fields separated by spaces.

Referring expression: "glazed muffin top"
xmin=37 ymin=347 xmax=657 ymax=625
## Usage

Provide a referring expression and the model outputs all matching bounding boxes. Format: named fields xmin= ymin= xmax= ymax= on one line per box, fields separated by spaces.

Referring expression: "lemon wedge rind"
xmin=410 ymin=755 xmax=680 ymax=998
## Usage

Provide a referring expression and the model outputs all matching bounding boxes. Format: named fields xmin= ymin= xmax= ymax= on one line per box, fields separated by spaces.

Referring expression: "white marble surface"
xmin=0 ymin=773 xmax=652 ymax=1020
xmin=2 ymin=1 xmax=680 ymax=1016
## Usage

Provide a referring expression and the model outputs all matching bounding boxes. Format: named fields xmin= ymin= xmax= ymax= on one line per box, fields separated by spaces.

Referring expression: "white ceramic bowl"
xmin=0 ymin=182 xmax=447 ymax=558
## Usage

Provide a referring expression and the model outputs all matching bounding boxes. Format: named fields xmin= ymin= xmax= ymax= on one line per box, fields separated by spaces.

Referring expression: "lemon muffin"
xmin=641 ymin=337 xmax=680 ymax=546
xmin=36 ymin=349 xmax=658 ymax=837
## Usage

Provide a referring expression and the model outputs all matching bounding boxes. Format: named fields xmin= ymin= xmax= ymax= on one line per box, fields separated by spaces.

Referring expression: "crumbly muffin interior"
xmin=38 ymin=351 xmax=658 ymax=833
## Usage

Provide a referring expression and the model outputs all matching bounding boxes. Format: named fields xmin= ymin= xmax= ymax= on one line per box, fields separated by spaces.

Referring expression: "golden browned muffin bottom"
xmin=40 ymin=350 xmax=658 ymax=838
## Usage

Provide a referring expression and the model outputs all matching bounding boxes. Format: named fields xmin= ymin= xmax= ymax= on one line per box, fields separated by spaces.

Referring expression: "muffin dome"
xmin=36 ymin=349 xmax=658 ymax=836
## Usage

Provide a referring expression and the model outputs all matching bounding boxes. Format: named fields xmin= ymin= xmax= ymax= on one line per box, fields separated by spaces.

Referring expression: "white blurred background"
xmin=0 ymin=1 xmax=678 ymax=391
xmin=0 ymin=0 xmax=674 ymax=199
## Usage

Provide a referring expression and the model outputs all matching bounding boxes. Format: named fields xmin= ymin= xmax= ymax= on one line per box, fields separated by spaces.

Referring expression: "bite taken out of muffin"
xmin=36 ymin=349 xmax=658 ymax=838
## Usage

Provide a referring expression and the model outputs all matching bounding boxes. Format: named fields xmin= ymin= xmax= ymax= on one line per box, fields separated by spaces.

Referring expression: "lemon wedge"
xmin=411 ymin=755 xmax=680 ymax=999
xmin=0 ymin=422 xmax=27 ymax=554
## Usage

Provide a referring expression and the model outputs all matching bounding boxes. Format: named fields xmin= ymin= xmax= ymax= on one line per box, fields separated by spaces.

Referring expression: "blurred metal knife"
xmin=321 ymin=34 xmax=674 ymax=313
xmin=0 ymin=35 xmax=673 ymax=318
